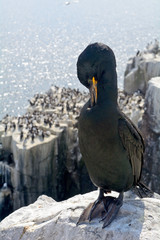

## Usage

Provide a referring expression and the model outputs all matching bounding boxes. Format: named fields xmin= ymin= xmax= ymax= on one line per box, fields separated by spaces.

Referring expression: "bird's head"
xmin=77 ymin=42 xmax=117 ymax=106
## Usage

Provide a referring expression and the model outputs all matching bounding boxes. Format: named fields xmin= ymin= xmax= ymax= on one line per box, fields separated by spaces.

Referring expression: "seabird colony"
xmin=0 ymin=85 xmax=144 ymax=149
xmin=0 ymin=86 xmax=89 ymax=148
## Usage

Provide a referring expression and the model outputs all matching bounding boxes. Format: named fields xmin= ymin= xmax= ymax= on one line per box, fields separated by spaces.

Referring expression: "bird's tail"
xmin=134 ymin=181 xmax=153 ymax=198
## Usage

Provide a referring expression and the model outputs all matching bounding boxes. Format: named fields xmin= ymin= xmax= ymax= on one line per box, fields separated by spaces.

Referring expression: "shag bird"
xmin=77 ymin=43 xmax=152 ymax=228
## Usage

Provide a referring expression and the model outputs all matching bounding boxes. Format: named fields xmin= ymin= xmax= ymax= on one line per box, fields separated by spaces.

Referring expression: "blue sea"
xmin=0 ymin=0 xmax=160 ymax=120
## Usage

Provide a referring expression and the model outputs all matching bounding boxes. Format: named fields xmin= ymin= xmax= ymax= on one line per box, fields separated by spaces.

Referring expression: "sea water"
xmin=0 ymin=0 xmax=160 ymax=119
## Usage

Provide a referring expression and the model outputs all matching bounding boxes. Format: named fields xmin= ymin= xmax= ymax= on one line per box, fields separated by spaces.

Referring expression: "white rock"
xmin=124 ymin=53 xmax=160 ymax=94
xmin=0 ymin=124 xmax=4 ymax=143
xmin=130 ymin=109 xmax=142 ymax=126
xmin=124 ymin=66 xmax=146 ymax=94
xmin=0 ymin=191 xmax=160 ymax=240
xmin=145 ymin=77 xmax=160 ymax=133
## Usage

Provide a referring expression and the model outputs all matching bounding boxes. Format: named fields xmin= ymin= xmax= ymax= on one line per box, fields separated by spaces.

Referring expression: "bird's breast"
xmin=78 ymin=104 xmax=133 ymax=192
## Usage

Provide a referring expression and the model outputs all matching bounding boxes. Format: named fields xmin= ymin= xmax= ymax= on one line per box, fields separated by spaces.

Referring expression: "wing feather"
xmin=118 ymin=110 xmax=144 ymax=184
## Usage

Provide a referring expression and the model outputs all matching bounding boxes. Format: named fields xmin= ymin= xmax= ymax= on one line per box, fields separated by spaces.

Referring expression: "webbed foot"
xmin=77 ymin=189 xmax=105 ymax=225
xmin=100 ymin=192 xmax=123 ymax=228
xmin=77 ymin=190 xmax=123 ymax=228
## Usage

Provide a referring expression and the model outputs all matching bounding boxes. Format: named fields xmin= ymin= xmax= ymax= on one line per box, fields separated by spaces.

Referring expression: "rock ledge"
xmin=0 ymin=190 xmax=160 ymax=240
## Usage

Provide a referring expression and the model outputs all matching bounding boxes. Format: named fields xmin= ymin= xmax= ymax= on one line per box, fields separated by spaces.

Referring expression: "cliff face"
xmin=141 ymin=77 xmax=160 ymax=193
xmin=124 ymin=40 xmax=160 ymax=94
xmin=1 ymin=125 xmax=70 ymax=210
xmin=0 ymin=86 xmax=96 ymax=220
xmin=123 ymin=41 xmax=160 ymax=195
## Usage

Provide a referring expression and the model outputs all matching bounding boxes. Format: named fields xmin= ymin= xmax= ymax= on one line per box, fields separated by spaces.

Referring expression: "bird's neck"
xmin=97 ymin=84 xmax=118 ymax=106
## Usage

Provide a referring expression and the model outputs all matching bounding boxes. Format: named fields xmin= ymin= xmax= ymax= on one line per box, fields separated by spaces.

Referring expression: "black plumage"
xmin=77 ymin=43 xmax=152 ymax=228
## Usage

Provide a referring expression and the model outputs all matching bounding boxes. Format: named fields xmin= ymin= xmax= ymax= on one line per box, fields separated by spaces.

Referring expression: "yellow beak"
xmin=90 ymin=77 xmax=98 ymax=106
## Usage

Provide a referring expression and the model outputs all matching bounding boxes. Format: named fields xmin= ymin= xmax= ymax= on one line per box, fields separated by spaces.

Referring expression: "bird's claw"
xmin=100 ymin=196 xmax=123 ymax=228
xmin=77 ymin=192 xmax=123 ymax=228
xmin=76 ymin=202 xmax=95 ymax=225
xmin=77 ymin=199 xmax=104 ymax=225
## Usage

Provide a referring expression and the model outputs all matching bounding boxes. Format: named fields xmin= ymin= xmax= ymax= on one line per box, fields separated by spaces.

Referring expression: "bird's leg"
xmin=77 ymin=188 xmax=105 ymax=225
xmin=77 ymin=190 xmax=123 ymax=228
xmin=100 ymin=191 xmax=123 ymax=228
xmin=88 ymin=188 xmax=104 ymax=221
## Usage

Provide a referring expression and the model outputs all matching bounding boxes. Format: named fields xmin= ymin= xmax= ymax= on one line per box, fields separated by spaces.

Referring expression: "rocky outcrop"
xmin=0 ymin=190 xmax=160 ymax=240
xmin=0 ymin=86 xmax=95 ymax=220
xmin=0 ymin=85 xmax=145 ymax=220
xmin=141 ymin=77 xmax=160 ymax=193
xmin=124 ymin=40 xmax=160 ymax=94
xmin=123 ymin=42 xmax=160 ymax=195
xmin=118 ymin=90 xmax=144 ymax=126
xmin=143 ymin=77 xmax=160 ymax=133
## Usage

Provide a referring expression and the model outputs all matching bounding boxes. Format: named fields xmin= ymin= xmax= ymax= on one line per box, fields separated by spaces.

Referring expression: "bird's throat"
xmin=96 ymin=84 xmax=118 ymax=106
